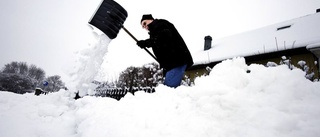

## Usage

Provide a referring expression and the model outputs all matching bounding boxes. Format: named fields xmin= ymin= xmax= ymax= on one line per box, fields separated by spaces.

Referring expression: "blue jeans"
xmin=164 ymin=64 xmax=187 ymax=88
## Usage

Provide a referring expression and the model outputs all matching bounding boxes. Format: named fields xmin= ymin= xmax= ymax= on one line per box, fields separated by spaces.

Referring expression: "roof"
xmin=193 ymin=12 xmax=320 ymax=66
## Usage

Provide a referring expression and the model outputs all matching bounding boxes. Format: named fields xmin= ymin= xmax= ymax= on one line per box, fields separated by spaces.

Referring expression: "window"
xmin=277 ymin=25 xmax=291 ymax=31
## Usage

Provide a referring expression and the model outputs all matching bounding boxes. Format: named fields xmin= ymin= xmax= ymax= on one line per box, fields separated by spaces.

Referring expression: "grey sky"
xmin=0 ymin=0 xmax=97 ymax=81
xmin=1 ymin=0 xmax=320 ymax=82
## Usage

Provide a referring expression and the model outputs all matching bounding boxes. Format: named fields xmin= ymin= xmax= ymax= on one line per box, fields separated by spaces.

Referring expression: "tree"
xmin=117 ymin=66 xmax=140 ymax=90
xmin=140 ymin=63 xmax=163 ymax=87
xmin=116 ymin=63 xmax=163 ymax=89
xmin=1 ymin=62 xmax=45 ymax=86
xmin=0 ymin=73 xmax=35 ymax=94
xmin=28 ymin=64 xmax=45 ymax=85
xmin=2 ymin=62 xmax=29 ymax=75
xmin=0 ymin=61 xmax=65 ymax=94
xmin=94 ymin=63 xmax=163 ymax=96
xmin=41 ymin=75 xmax=66 ymax=92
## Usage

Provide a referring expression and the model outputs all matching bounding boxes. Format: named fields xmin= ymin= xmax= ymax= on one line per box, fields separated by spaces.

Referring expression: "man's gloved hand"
xmin=137 ymin=40 xmax=147 ymax=48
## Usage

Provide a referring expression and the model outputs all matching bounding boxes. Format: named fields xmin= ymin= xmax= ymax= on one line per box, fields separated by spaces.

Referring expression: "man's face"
xmin=141 ymin=20 xmax=151 ymax=31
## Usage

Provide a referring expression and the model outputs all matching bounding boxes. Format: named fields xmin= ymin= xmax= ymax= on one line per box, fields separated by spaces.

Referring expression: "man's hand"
xmin=137 ymin=40 xmax=148 ymax=48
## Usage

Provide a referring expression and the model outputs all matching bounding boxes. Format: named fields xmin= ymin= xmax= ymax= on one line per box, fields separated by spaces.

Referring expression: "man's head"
xmin=140 ymin=14 xmax=154 ymax=30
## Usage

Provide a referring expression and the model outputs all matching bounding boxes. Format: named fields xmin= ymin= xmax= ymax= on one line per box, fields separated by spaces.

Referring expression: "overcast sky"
xmin=1 ymin=0 xmax=320 ymax=82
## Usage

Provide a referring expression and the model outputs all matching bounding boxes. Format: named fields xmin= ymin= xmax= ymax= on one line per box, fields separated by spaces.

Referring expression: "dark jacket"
xmin=144 ymin=19 xmax=194 ymax=71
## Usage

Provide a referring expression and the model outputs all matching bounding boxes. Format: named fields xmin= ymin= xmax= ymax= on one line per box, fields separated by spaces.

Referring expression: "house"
xmin=186 ymin=9 xmax=320 ymax=81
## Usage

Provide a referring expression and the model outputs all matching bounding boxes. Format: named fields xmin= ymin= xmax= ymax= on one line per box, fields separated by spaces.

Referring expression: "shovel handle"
xmin=122 ymin=26 xmax=158 ymax=63
xmin=122 ymin=26 xmax=138 ymax=42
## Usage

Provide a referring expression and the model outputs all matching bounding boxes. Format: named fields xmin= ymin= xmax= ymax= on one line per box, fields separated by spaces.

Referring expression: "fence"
xmin=95 ymin=87 xmax=155 ymax=100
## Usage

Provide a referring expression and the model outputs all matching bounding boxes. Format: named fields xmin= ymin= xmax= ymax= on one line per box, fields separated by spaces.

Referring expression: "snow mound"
xmin=1 ymin=57 xmax=320 ymax=137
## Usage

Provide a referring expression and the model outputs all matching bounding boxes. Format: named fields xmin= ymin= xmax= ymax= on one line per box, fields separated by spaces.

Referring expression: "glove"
xmin=137 ymin=40 xmax=148 ymax=48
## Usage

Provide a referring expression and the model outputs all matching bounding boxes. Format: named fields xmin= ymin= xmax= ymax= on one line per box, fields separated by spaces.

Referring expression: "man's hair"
xmin=141 ymin=14 xmax=154 ymax=23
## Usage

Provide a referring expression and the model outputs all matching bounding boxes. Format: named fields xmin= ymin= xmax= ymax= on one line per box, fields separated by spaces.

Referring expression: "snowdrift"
xmin=1 ymin=58 xmax=320 ymax=137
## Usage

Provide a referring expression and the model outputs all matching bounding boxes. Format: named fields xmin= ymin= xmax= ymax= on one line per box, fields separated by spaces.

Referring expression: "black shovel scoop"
xmin=89 ymin=0 xmax=158 ymax=62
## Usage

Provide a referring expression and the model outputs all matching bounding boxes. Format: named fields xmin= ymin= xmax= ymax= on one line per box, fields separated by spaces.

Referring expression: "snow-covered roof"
xmin=193 ymin=12 xmax=320 ymax=65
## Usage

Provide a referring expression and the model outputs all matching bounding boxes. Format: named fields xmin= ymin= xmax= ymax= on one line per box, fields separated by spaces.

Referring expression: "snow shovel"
xmin=88 ymin=0 xmax=158 ymax=62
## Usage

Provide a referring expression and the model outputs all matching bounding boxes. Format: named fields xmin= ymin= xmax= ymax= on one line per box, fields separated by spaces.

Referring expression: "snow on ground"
xmin=1 ymin=57 xmax=320 ymax=137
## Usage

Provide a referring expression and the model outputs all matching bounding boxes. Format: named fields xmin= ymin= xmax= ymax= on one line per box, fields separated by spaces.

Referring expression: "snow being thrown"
xmin=68 ymin=29 xmax=111 ymax=97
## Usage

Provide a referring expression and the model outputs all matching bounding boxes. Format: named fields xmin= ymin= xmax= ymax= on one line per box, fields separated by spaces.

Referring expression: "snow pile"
xmin=68 ymin=31 xmax=110 ymax=96
xmin=1 ymin=58 xmax=320 ymax=137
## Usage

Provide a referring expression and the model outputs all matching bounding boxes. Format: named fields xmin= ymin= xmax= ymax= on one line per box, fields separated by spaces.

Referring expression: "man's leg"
xmin=164 ymin=64 xmax=187 ymax=88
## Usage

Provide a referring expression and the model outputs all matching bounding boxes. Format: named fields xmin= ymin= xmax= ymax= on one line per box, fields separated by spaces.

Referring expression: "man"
xmin=137 ymin=14 xmax=193 ymax=88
